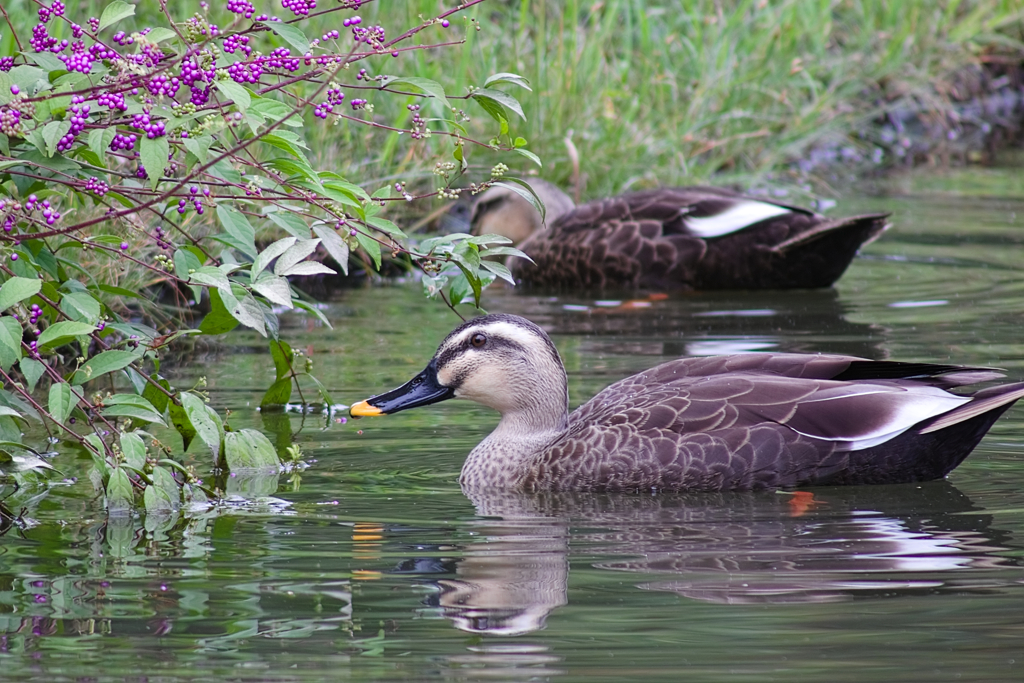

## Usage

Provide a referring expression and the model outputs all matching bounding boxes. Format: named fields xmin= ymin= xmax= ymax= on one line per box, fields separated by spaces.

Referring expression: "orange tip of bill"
xmin=350 ymin=400 xmax=383 ymax=417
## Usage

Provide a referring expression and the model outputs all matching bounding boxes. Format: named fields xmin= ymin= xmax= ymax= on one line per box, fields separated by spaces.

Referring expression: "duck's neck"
xmin=460 ymin=401 xmax=569 ymax=490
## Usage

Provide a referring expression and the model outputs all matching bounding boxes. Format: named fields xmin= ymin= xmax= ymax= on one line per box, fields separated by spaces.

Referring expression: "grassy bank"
xmin=5 ymin=0 xmax=1023 ymax=202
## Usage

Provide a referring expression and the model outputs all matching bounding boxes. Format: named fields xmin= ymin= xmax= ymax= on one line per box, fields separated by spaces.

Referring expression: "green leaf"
xmin=471 ymin=92 xmax=508 ymax=127
xmin=224 ymin=429 xmax=280 ymax=471
xmin=380 ymin=76 xmax=451 ymax=113
xmin=0 ymin=276 xmax=42 ymax=311
xmin=97 ymin=284 xmax=145 ymax=300
xmin=515 ymin=148 xmax=543 ymax=167
xmin=260 ymin=377 xmax=292 ymax=407
xmin=0 ymin=317 xmax=22 ymax=371
xmin=471 ymin=88 xmax=526 ymax=121
xmin=306 ymin=374 xmax=335 ymax=407
xmin=139 ymin=135 xmax=169 ymax=190
xmin=120 ymin=431 xmax=147 ymax=470
xmin=491 ymin=180 xmax=546 ymax=222
xmin=366 ymin=216 xmax=408 ymax=240
xmin=188 ymin=266 xmax=232 ymax=290
xmin=291 ymin=299 xmax=333 ymax=329
xmin=48 ymin=382 xmax=74 ymax=425
xmin=72 ymin=350 xmax=142 ymax=385
xmin=216 ymin=204 xmax=258 ymax=259
xmin=142 ymin=375 xmax=170 ymax=417
xmin=252 ymin=236 xmax=297 ymax=280
xmin=144 ymin=483 xmax=175 ymax=513
xmin=37 ymin=321 xmax=96 ymax=350
xmin=215 ymin=80 xmax=251 ymax=112
xmin=269 ymin=340 xmax=294 ymax=381
xmin=261 ymin=133 xmax=310 ymax=164
xmin=268 ymin=22 xmax=310 ymax=55
xmin=181 ymin=392 xmax=222 ymax=462
xmin=42 ymin=120 xmax=71 ymax=157
xmin=102 ymin=394 xmax=167 ymax=426
xmin=252 ymin=274 xmax=293 ymax=307
xmin=151 ymin=465 xmax=180 ymax=508
xmin=483 ymin=72 xmax=533 ymax=91
xmin=60 ymin=291 xmax=102 ymax=323
xmin=99 ymin=1 xmax=136 ymax=32
xmin=265 ymin=209 xmax=309 ymax=239
xmin=279 ymin=261 xmax=334 ymax=277
xmin=106 ymin=466 xmax=135 ymax=513
xmin=88 ymin=127 xmax=116 ymax=160
xmin=183 ymin=134 xmax=213 ymax=164
xmin=19 ymin=358 xmax=45 ymax=392
xmin=267 ymin=157 xmax=320 ymax=184
xmin=199 ymin=288 xmax=241 ymax=335
xmin=146 ymin=27 xmax=178 ymax=43
xmin=274 ymin=238 xmax=320 ymax=276
xmin=219 ymin=288 xmax=267 ymax=337
xmin=354 ymin=231 xmax=382 ymax=270
xmin=312 ymin=225 xmax=350 ymax=275
xmin=480 ymin=259 xmax=516 ymax=285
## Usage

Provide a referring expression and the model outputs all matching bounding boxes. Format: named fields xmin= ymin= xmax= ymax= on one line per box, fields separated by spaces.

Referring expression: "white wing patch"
xmin=787 ymin=385 xmax=971 ymax=452
xmin=683 ymin=199 xmax=792 ymax=238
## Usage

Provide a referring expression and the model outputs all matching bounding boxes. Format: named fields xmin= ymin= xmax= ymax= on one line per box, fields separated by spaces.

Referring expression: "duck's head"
xmin=350 ymin=314 xmax=568 ymax=420
xmin=470 ymin=179 xmax=575 ymax=245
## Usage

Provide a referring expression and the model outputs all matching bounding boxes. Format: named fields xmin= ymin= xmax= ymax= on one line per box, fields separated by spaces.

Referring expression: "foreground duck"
xmin=350 ymin=314 xmax=1024 ymax=492
xmin=471 ymin=183 xmax=889 ymax=290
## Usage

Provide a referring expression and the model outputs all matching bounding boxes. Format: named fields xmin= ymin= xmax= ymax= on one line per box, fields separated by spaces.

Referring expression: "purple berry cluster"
xmin=27 ymin=303 xmax=43 ymax=327
xmin=57 ymin=96 xmax=90 ymax=153
xmin=352 ymin=23 xmax=386 ymax=50
xmin=228 ymin=60 xmax=262 ymax=84
xmin=265 ymin=47 xmax=300 ymax=71
xmin=281 ymin=0 xmax=317 ymax=18
xmin=59 ymin=41 xmax=94 ymax=73
xmin=350 ymin=98 xmax=367 ymax=110
xmin=85 ymin=177 xmax=109 ymax=196
xmin=0 ymin=57 xmax=13 ymax=72
xmin=314 ymin=87 xmax=346 ymax=119
xmin=355 ymin=67 xmax=369 ymax=81
xmin=110 ymin=132 xmax=138 ymax=152
xmin=38 ymin=2 xmax=65 ymax=22
xmin=132 ymin=111 xmax=166 ymax=139
xmin=227 ymin=0 xmax=256 ymax=18
xmin=322 ymin=30 xmax=340 ymax=41
xmin=25 ymin=195 xmax=62 ymax=226
xmin=0 ymin=106 xmax=23 ymax=137
xmin=30 ymin=23 xmax=63 ymax=53
xmin=177 ymin=186 xmax=206 ymax=215
xmin=407 ymin=103 xmax=426 ymax=140
xmin=87 ymin=16 xmax=100 ymax=32
xmin=223 ymin=34 xmax=252 ymax=56
xmin=153 ymin=224 xmax=172 ymax=250
xmin=342 ymin=16 xmax=362 ymax=27
xmin=146 ymin=73 xmax=182 ymax=98
xmin=112 ymin=31 xmax=135 ymax=47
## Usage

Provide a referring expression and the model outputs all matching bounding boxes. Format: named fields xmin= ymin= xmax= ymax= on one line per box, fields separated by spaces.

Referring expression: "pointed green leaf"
xmin=354 ymin=231 xmax=382 ymax=270
xmin=139 ymin=135 xmax=169 ymax=189
xmin=0 ymin=317 xmax=22 ymax=371
xmin=260 ymin=377 xmax=292 ymax=407
xmin=37 ymin=321 xmax=97 ymax=350
xmin=43 ymin=120 xmax=72 ymax=157
xmin=214 ymin=80 xmax=251 ymax=112
xmin=88 ymin=127 xmax=116 ymax=160
xmin=0 ymin=276 xmax=42 ymax=311
xmin=252 ymin=274 xmax=294 ymax=307
xmin=181 ymin=392 xmax=222 ymax=462
xmin=48 ymin=382 xmax=74 ymax=425
xmin=265 ymin=209 xmax=309 ymax=239
xmin=471 ymin=88 xmax=526 ymax=121
xmin=60 ymin=291 xmax=102 ymax=323
xmin=216 ymin=204 xmax=258 ymax=259
xmin=72 ymin=350 xmax=142 ymax=385
xmin=252 ymin=236 xmax=297 ymax=280
xmin=483 ymin=72 xmax=533 ymax=91
xmin=269 ymin=340 xmax=293 ymax=381
xmin=106 ymin=466 xmax=135 ymax=513
xmin=99 ymin=1 xmax=136 ymax=32
xmin=199 ymin=287 xmax=241 ymax=335
xmin=274 ymin=238 xmax=320 ymax=276
xmin=380 ymin=76 xmax=451 ymax=113
xmin=102 ymin=394 xmax=167 ymax=426
xmin=268 ymin=22 xmax=310 ymax=55
xmin=120 ymin=431 xmax=147 ymax=470
xmin=312 ymin=224 xmax=350 ymax=275
xmin=19 ymin=358 xmax=45 ymax=392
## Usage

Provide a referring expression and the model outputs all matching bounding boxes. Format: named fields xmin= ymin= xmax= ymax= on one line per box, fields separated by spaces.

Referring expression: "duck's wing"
xmin=522 ymin=355 xmax=1016 ymax=492
xmin=510 ymin=187 xmax=889 ymax=290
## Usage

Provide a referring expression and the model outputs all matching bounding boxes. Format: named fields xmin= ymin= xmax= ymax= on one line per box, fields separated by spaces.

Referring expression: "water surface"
xmin=1 ymin=185 xmax=1023 ymax=681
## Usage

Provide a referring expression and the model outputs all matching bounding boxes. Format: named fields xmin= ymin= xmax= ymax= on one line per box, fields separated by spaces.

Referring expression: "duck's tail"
xmin=920 ymin=382 xmax=1024 ymax=434
xmin=771 ymin=213 xmax=891 ymax=254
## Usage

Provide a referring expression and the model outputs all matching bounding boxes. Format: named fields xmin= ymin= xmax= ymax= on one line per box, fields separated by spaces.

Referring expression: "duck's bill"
xmin=349 ymin=360 xmax=454 ymax=417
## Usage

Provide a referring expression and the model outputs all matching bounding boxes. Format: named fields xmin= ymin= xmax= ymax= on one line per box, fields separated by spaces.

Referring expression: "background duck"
xmin=470 ymin=181 xmax=890 ymax=291
xmin=351 ymin=314 xmax=1024 ymax=493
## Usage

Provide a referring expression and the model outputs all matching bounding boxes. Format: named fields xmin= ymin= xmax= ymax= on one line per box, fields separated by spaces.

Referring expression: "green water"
xmin=2 ymin=183 xmax=1024 ymax=681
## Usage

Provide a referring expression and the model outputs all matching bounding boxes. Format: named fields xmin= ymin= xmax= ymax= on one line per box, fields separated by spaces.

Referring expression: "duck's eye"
xmin=470 ymin=333 xmax=487 ymax=348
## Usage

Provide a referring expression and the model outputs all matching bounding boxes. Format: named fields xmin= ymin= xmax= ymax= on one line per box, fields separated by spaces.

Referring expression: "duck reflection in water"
xmin=399 ymin=482 xmax=1017 ymax=636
